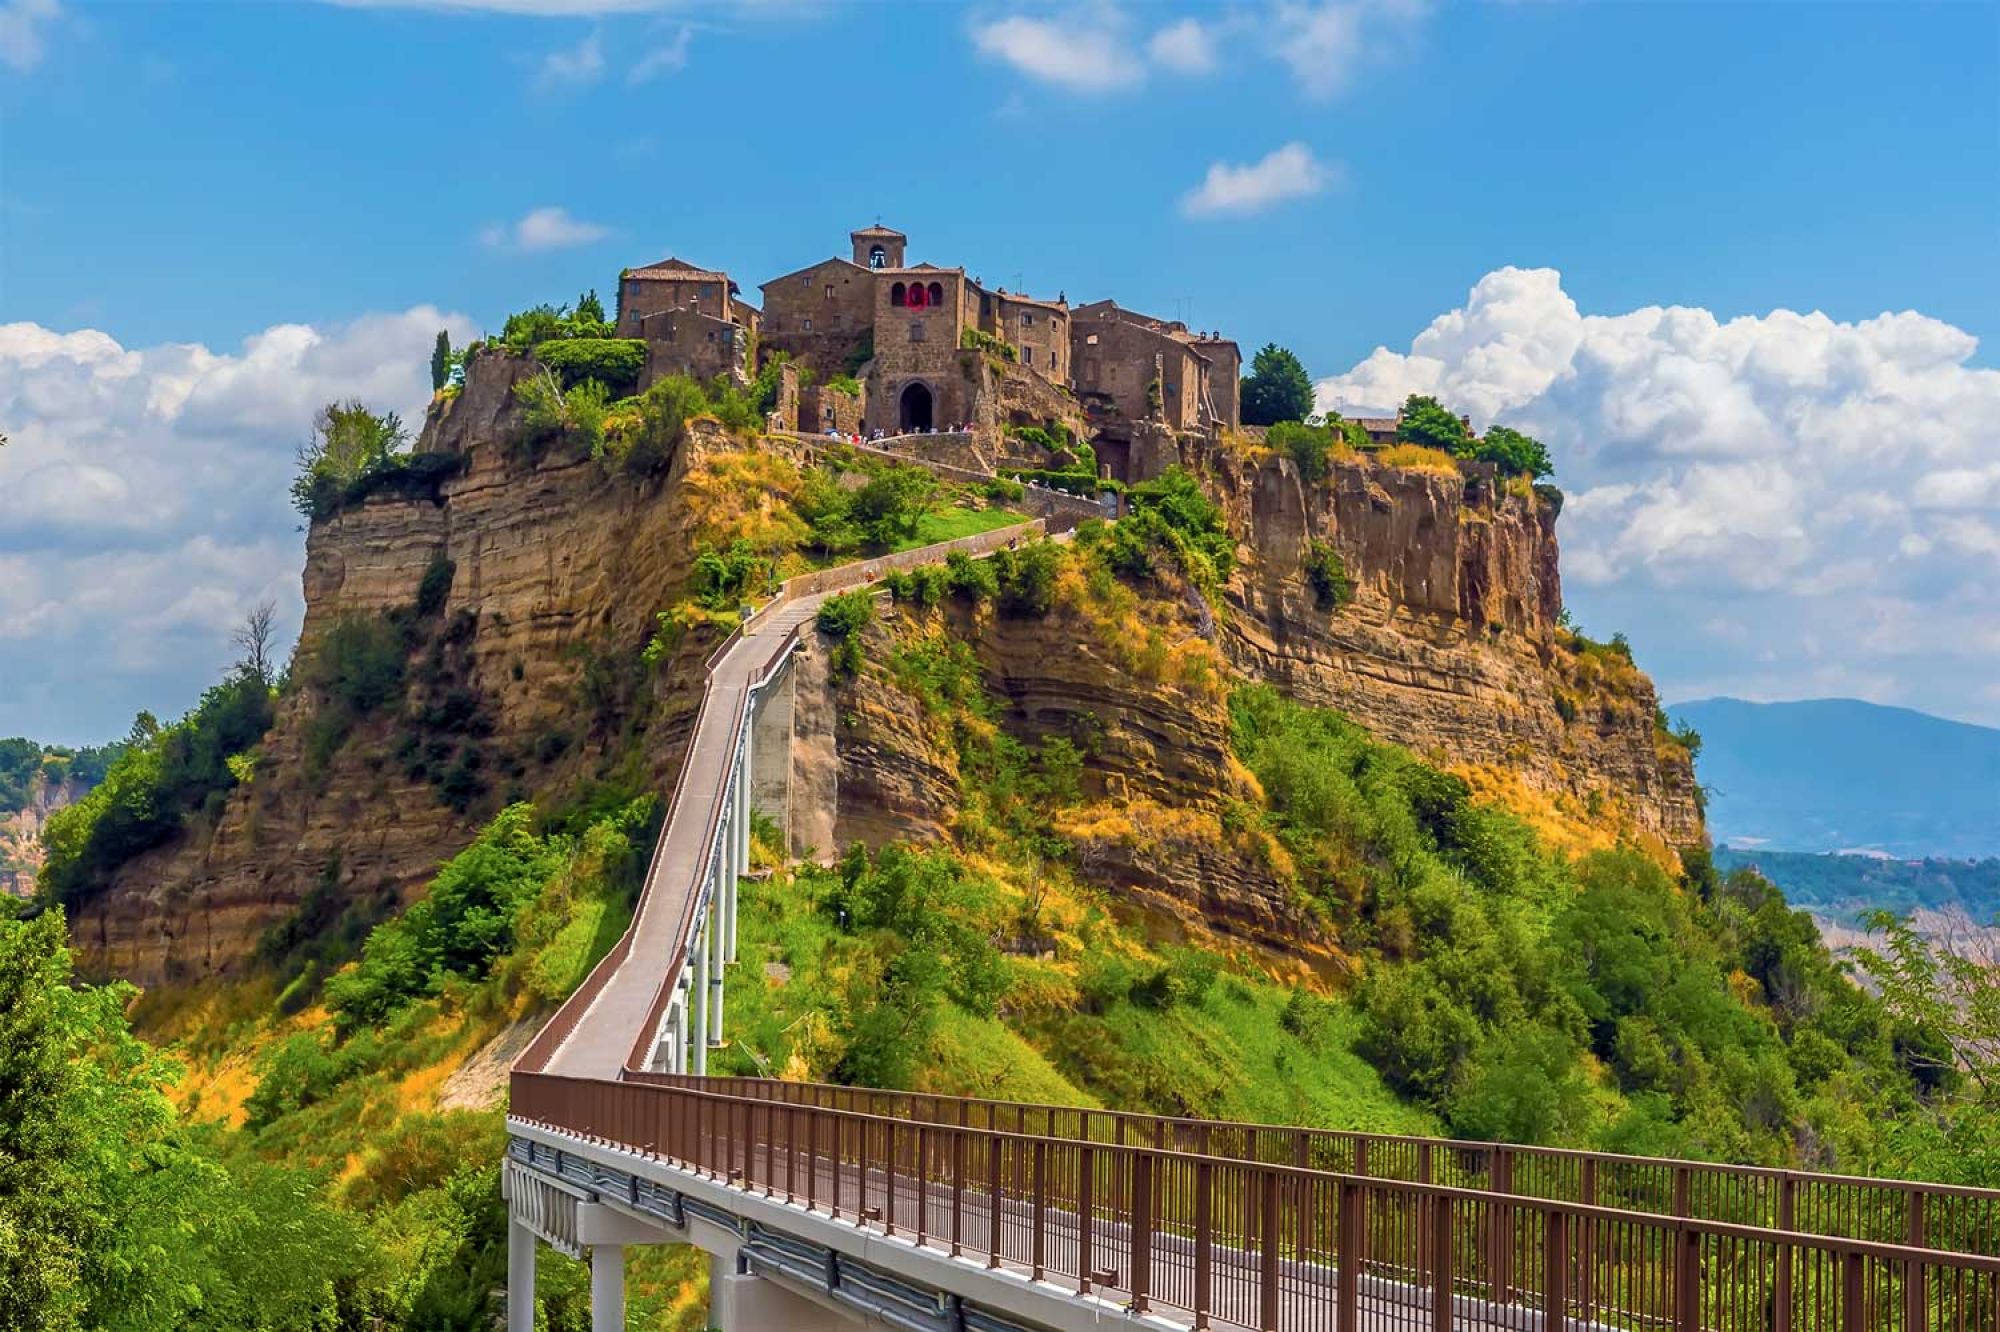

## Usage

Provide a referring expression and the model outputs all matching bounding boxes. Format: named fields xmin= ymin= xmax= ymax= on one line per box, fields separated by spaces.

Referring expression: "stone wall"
xmin=799 ymin=384 xmax=864 ymax=436
xmin=758 ymin=258 xmax=875 ymax=380
xmin=637 ymin=309 xmax=747 ymax=386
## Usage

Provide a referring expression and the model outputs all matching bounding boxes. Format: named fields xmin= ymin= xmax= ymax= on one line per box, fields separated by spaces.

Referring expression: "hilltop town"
xmin=613 ymin=223 xmax=1259 ymax=482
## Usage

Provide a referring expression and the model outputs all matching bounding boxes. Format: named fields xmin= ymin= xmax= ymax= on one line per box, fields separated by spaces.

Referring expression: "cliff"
xmin=72 ymin=357 xmax=1698 ymax=986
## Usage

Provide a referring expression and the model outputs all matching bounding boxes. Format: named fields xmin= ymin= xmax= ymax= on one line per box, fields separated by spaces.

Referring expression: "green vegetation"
xmin=1304 ymin=540 xmax=1353 ymax=610
xmin=1240 ymin=342 xmax=1314 ymax=427
xmin=1093 ymin=465 xmax=1236 ymax=592
xmin=533 ymin=337 xmax=648 ymax=395
xmin=499 ymin=294 xmax=612 ymax=350
xmin=291 ymin=400 xmax=459 ymax=520
xmin=0 ymin=738 xmax=121 ymax=815
xmin=1268 ymin=418 xmax=1345 ymax=480
xmin=960 ymin=326 xmax=1017 ymax=361
xmin=431 ymin=329 xmax=452 ymax=392
xmin=1715 ymin=849 xmax=2000 ymax=924
xmin=38 ymin=673 xmax=275 ymax=910
xmin=1395 ymin=395 xmax=1556 ymax=480
xmin=815 ymin=589 xmax=874 ymax=676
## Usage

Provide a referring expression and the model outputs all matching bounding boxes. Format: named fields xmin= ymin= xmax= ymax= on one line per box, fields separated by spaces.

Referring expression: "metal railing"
xmin=630 ymin=1074 xmax=2000 ymax=1258
xmin=513 ymin=1072 xmax=2000 ymax=1332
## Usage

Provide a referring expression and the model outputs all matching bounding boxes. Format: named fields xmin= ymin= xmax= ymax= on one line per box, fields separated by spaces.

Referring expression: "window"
xmin=869 ymin=245 xmax=887 ymax=269
xmin=1020 ymin=312 xmax=1033 ymax=327
xmin=1086 ymin=334 xmax=1099 ymax=346
xmin=909 ymin=320 xmax=925 ymax=343
xmin=825 ymin=284 xmax=834 ymax=300
xmin=891 ymin=282 xmax=907 ymax=307
xmin=1023 ymin=347 xmax=1033 ymax=366
xmin=927 ymin=281 xmax=944 ymax=307
xmin=804 ymin=318 xmax=813 ymax=332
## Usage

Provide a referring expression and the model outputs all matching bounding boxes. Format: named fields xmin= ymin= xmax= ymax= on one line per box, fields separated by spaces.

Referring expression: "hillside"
xmin=60 ymin=348 xmax=1699 ymax=987
xmin=1669 ymin=697 xmax=2000 ymax=859
xmin=1714 ymin=847 xmax=2000 ymax=926
xmin=0 ymin=737 xmax=118 ymax=896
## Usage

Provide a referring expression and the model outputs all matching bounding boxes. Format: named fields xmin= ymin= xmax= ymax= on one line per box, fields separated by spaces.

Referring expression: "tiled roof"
xmin=760 ymin=255 xmax=870 ymax=288
xmin=627 ymin=258 xmax=728 ymax=283
xmin=851 ymin=224 xmax=906 ymax=239
xmin=1351 ymin=416 xmax=1399 ymax=433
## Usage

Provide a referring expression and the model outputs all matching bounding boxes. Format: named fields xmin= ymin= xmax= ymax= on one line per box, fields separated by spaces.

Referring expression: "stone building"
xmin=616 ymin=257 xmax=759 ymax=386
xmin=757 ymin=228 xmax=887 ymax=381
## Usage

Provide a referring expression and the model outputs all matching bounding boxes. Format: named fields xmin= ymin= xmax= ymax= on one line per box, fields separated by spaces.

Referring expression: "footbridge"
xmin=506 ymin=521 xmax=2000 ymax=1331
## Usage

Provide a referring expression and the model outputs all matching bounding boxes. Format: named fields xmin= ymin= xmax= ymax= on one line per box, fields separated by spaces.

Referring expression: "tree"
xmin=232 ymin=600 xmax=279 ymax=684
xmin=430 ymin=329 xmax=452 ymax=391
xmin=289 ymin=400 xmax=409 ymax=517
xmin=1396 ymin=394 xmax=1472 ymax=452
xmin=1472 ymin=424 xmax=1554 ymax=478
xmin=1240 ymin=342 xmax=1314 ymax=426
xmin=575 ymin=289 xmax=606 ymax=325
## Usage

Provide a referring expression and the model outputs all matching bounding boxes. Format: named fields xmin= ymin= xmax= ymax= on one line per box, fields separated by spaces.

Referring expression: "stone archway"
xmin=898 ymin=382 xmax=934 ymax=433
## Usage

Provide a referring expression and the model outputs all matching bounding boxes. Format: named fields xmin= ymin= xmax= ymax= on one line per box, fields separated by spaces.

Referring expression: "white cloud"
xmin=1180 ymin=142 xmax=1336 ymax=217
xmin=971 ymin=11 xmax=1145 ymax=93
xmin=0 ymin=308 xmax=475 ymax=744
xmin=536 ymin=29 xmax=605 ymax=88
xmin=628 ymin=24 xmax=691 ymax=82
xmin=1272 ymin=0 xmax=1428 ymax=99
xmin=479 ymin=205 xmax=612 ymax=252
xmin=0 ymin=0 xmax=59 ymax=71
xmin=1314 ymin=267 xmax=2000 ymax=724
xmin=1148 ymin=17 xmax=1216 ymax=74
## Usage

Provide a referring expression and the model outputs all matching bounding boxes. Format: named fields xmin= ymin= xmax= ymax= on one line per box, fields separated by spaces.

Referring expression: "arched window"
xmin=907 ymin=283 xmax=926 ymax=309
xmin=891 ymin=282 xmax=906 ymax=307
xmin=927 ymin=282 xmax=944 ymax=308
xmin=869 ymin=245 xmax=887 ymax=269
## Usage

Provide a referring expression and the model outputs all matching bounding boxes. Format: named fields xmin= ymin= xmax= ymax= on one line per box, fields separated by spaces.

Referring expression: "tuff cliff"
xmin=71 ymin=357 xmax=1698 ymax=986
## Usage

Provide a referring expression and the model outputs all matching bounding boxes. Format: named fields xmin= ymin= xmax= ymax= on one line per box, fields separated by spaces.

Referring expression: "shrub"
xmin=944 ymin=550 xmax=999 ymax=602
xmin=1268 ymin=419 xmax=1341 ymax=481
xmin=416 ymin=554 xmax=455 ymax=618
xmin=307 ymin=615 xmax=407 ymax=715
xmin=815 ymin=590 xmax=874 ymax=676
xmin=1104 ymin=466 xmax=1234 ymax=589
xmin=961 ymin=327 xmax=1017 ymax=361
xmin=994 ymin=541 xmax=1065 ymax=616
xmin=513 ymin=368 xmax=610 ymax=456
xmin=1396 ymin=394 xmax=1472 ymax=451
xmin=1471 ymin=424 xmax=1554 ymax=479
xmin=825 ymin=373 xmax=863 ymax=397
xmin=1304 ymin=540 xmax=1352 ymax=610
xmin=290 ymin=401 xmax=409 ymax=518
xmin=849 ymin=467 xmax=938 ymax=550
xmin=690 ymin=539 xmax=765 ymax=611
xmin=533 ymin=338 xmax=647 ymax=395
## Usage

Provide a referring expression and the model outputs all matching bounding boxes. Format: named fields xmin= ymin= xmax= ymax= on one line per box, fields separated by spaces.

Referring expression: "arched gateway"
xmin=898 ymin=382 xmax=934 ymax=433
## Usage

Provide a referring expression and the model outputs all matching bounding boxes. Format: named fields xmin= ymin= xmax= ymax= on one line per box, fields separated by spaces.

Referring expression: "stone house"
xmin=616 ymin=257 xmax=759 ymax=386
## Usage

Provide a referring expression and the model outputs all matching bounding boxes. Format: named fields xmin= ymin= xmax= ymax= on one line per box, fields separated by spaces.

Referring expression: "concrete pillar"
xmin=671 ymin=988 xmax=688 ymax=1074
xmin=707 ymin=897 xmax=725 ymax=1044
xmin=750 ymin=664 xmax=796 ymax=853
xmin=709 ymin=1259 xmax=853 ymax=1331
xmin=506 ymin=1217 xmax=536 ymax=1332
xmin=590 ymin=1244 xmax=624 ymax=1332
xmin=691 ymin=920 xmax=709 ymax=1076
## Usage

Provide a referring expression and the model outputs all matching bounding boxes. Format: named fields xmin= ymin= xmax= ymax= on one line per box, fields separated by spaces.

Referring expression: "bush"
xmin=1304 ymin=540 xmax=1352 ymax=610
xmin=944 ymin=550 xmax=999 ymax=602
xmin=1103 ymin=466 xmax=1234 ymax=590
xmin=960 ymin=327 xmax=1017 ymax=361
xmin=1268 ymin=419 xmax=1341 ymax=481
xmin=416 ymin=554 xmax=456 ymax=618
xmin=994 ymin=541 xmax=1065 ymax=617
xmin=513 ymin=369 xmax=609 ymax=456
xmin=1396 ymin=394 xmax=1472 ymax=452
xmin=307 ymin=615 xmax=408 ymax=715
xmin=533 ymin=338 xmax=647 ymax=395
xmin=690 ymin=539 xmax=765 ymax=611
xmin=290 ymin=401 xmax=410 ymax=519
xmin=815 ymin=590 xmax=874 ymax=676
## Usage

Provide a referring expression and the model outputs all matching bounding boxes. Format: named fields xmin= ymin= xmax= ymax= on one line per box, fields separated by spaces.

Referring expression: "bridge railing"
xmin=513 ymin=1071 xmax=2000 ymax=1332
xmin=628 ymin=1073 xmax=2000 ymax=1258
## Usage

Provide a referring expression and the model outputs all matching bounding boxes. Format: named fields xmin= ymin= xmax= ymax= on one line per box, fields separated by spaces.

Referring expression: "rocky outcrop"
xmin=70 ymin=355 xmax=747 ymax=985
xmin=1191 ymin=441 xmax=1701 ymax=848
xmin=1 ymin=773 xmax=85 ymax=899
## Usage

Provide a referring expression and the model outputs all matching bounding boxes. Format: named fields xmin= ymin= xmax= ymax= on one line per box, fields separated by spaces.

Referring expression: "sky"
xmin=1 ymin=0 xmax=1996 ymax=745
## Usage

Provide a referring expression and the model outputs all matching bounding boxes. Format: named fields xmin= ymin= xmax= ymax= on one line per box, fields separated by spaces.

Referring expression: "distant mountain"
xmin=1669 ymin=698 xmax=2000 ymax=860
xmin=1713 ymin=847 xmax=2000 ymax=926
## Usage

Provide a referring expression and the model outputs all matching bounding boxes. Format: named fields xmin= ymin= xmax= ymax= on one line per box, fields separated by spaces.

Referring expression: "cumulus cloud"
xmin=1181 ymin=142 xmax=1336 ymax=217
xmin=971 ymin=10 xmax=1145 ymax=92
xmin=628 ymin=24 xmax=691 ymax=82
xmin=479 ymin=205 xmax=612 ymax=252
xmin=0 ymin=308 xmax=473 ymax=744
xmin=1148 ymin=17 xmax=1217 ymax=74
xmin=1272 ymin=0 xmax=1428 ymax=99
xmin=0 ymin=0 xmax=59 ymax=71
xmin=1314 ymin=267 xmax=2000 ymax=723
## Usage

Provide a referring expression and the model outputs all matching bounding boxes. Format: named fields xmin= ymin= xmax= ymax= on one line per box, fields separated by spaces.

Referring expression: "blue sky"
xmin=2 ymin=0 xmax=1998 ymax=744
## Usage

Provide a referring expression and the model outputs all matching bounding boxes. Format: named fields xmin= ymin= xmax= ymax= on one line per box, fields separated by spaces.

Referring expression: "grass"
xmin=901 ymin=504 xmax=1028 ymax=550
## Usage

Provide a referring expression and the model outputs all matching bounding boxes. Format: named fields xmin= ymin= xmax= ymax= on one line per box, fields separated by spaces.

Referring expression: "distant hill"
xmin=1713 ymin=847 xmax=2000 ymax=926
xmin=1669 ymin=698 xmax=2000 ymax=860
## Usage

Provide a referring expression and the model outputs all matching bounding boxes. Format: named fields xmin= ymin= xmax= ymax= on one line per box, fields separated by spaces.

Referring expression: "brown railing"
xmin=513 ymin=1071 xmax=2000 ymax=1332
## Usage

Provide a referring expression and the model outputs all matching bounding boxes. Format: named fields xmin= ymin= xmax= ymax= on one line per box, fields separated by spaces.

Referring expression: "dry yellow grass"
xmin=680 ymin=447 xmax=809 ymax=550
xmin=1376 ymin=443 xmax=1460 ymax=474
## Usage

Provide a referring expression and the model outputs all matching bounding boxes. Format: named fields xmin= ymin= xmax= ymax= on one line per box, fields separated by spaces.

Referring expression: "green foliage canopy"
xmin=1240 ymin=342 xmax=1314 ymax=427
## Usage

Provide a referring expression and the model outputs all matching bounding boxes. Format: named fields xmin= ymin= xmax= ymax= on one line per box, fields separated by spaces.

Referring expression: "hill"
xmin=1669 ymin=697 xmax=2000 ymax=860
xmin=1713 ymin=847 xmax=2000 ymax=925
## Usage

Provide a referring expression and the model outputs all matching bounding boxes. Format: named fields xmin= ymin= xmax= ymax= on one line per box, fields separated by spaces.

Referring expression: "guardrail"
xmin=629 ymin=1075 xmax=2000 ymax=1258
xmin=513 ymin=1073 xmax=2000 ymax=1332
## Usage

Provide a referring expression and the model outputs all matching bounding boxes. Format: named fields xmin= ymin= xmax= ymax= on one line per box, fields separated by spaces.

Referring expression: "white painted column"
xmin=589 ymin=1244 xmax=624 ymax=1332
xmin=691 ymin=919 xmax=709 ymax=1076
xmin=506 ymin=1217 xmax=536 ymax=1332
xmin=727 ymin=733 xmax=746 ymax=962
xmin=707 ymin=896 xmax=725 ymax=1044
xmin=671 ymin=989 xmax=688 ymax=1074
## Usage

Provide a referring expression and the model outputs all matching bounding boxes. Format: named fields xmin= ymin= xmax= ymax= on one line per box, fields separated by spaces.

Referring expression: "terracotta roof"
xmin=760 ymin=255 xmax=870 ymax=288
xmin=996 ymin=291 xmax=1069 ymax=313
xmin=1350 ymin=416 xmax=1398 ymax=434
xmin=627 ymin=257 xmax=729 ymax=283
xmin=851 ymin=224 xmax=906 ymax=239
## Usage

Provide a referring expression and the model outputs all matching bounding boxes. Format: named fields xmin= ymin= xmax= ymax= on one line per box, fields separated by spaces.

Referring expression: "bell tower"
xmin=850 ymin=224 xmax=906 ymax=270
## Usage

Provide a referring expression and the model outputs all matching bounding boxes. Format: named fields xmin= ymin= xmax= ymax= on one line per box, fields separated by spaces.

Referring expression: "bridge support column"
xmin=506 ymin=1216 xmax=536 ymax=1332
xmin=691 ymin=922 xmax=709 ymax=1076
xmin=710 ymin=1257 xmax=852 ymax=1332
xmin=671 ymin=988 xmax=688 ymax=1074
xmin=589 ymin=1244 xmax=624 ymax=1332
xmin=707 ymin=896 xmax=725 ymax=1045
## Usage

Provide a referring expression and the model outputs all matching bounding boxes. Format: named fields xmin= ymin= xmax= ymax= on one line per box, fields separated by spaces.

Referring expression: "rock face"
xmin=1 ymin=773 xmax=85 ymax=899
xmin=1194 ymin=442 xmax=1702 ymax=850
xmin=71 ymin=359 xmax=1697 ymax=987
xmin=70 ymin=354 xmax=736 ymax=984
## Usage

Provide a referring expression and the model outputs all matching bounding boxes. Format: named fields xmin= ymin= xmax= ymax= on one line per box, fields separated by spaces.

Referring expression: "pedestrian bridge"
xmin=507 ymin=523 xmax=2000 ymax=1331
